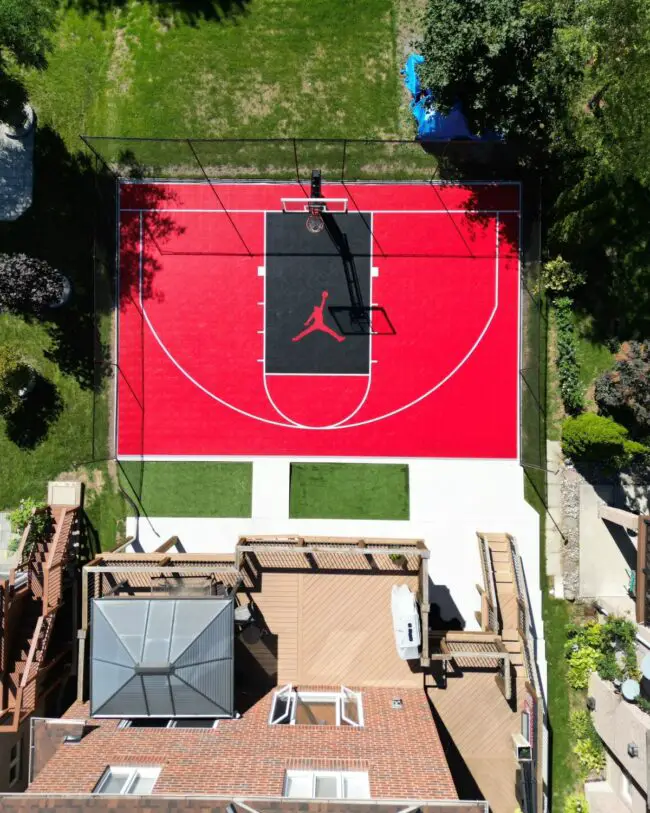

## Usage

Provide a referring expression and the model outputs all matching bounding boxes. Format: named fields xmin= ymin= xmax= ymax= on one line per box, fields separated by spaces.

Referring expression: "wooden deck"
xmin=252 ymin=571 xmax=421 ymax=688
xmin=428 ymin=671 xmax=524 ymax=813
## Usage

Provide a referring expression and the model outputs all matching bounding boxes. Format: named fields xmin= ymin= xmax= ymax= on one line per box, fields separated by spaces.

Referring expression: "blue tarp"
xmin=402 ymin=53 xmax=481 ymax=141
xmin=401 ymin=53 xmax=424 ymax=98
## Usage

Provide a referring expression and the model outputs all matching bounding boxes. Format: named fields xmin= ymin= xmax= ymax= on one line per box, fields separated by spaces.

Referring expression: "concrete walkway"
xmin=579 ymin=479 xmax=636 ymax=618
xmin=251 ymin=459 xmax=291 ymax=519
xmin=0 ymin=115 xmax=34 ymax=221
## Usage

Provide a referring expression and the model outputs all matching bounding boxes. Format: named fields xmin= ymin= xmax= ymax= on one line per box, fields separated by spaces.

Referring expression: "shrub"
xmin=595 ymin=341 xmax=650 ymax=441
xmin=0 ymin=253 xmax=65 ymax=315
xmin=637 ymin=696 xmax=650 ymax=716
xmin=0 ymin=345 xmax=31 ymax=417
xmin=562 ymin=412 xmax=647 ymax=468
xmin=565 ymin=617 xmax=640 ymax=689
xmin=541 ymin=256 xmax=586 ymax=295
xmin=573 ymin=736 xmax=605 ymax=776
xmin=8 ymin=498 xmax=49 ymax=553
xmin=564 ymin=793 xmax=589 ymax=813
xmin=569 ymin=710 xmax=593 ymax=740
xmin=566 ymin=643 xmax=602 ymax=689
xmin=555 ymin=297 xmax=584 ymax=415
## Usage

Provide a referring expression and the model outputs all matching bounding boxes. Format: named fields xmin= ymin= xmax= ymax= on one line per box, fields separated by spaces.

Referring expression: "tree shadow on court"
xmin=4 ymin=373 xmax=63 ymax=450
xmin=63 ymin=0 xmax=250 ymax=25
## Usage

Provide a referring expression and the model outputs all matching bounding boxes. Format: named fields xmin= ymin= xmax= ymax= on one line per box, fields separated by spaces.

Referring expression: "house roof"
xmin=28 ymin=688 xmax=458 ymax=800
xmin=90 ymin=597 xmax=234 ymax=718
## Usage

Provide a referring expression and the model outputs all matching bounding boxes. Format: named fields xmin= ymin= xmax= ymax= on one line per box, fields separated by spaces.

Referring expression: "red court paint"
xmin=117 ymin=181 xmax=520 ymax=459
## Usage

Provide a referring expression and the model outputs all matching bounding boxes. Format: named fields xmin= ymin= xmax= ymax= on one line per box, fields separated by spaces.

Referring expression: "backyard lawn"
xmin=290 ymin=463 xmax=409 ymax=520
xmin=20 ymin=0 xmax=404 ymax=149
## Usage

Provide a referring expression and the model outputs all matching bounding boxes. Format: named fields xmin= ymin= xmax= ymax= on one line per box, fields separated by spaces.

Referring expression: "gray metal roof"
xmin=90 ymin=597 xmax=234 ymax=718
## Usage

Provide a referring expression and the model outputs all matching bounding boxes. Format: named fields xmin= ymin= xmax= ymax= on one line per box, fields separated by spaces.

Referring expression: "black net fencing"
xmin=519 ymin=177 xmax=547 ymax=473
xmin=82 ymin=135 xmax=539 ymax=468
xmin=80 ymin=135 xmax=519 ymax=183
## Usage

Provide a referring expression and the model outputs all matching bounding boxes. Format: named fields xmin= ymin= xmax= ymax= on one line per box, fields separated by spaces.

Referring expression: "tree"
xmin=564 ymin=0 xmax=650 ymax=186
xmin=0 ymin=0 xmax=56 ymax=68
xmin=417 ymin=0 xmax=581 ymax=152
xmin=0 ymin=0 xmax=57 ymax=122
xmin=0 ymin=253 xmax=66 ymax=315
xmin=595 ymin=342 xmax=650 ymax=440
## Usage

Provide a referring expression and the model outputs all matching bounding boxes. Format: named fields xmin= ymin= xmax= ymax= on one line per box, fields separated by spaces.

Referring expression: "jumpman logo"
xmin=292 ymin=290 xmax=345 ymax=343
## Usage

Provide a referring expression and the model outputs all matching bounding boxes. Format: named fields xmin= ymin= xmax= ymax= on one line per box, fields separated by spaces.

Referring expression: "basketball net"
xmin=306 ymin=203 xmax=325 ymax=234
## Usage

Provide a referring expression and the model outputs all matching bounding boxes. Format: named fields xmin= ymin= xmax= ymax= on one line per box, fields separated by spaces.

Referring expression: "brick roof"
xmin=28 ymin=688 xmax=456 ymax=800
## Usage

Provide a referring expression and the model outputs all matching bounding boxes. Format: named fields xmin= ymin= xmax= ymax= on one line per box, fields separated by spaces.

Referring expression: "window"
xmin=8 ymin=740 xmax=21 ymax=787
xmin=269 ymin=685 xmax=363 ymax=727
xmin=119 ymin=719 xmax=218 ymax=729
xmin=284 ymin=770 xmax=370 ymax=799
xmin=94 ymin=767 xmax=161 ymax=795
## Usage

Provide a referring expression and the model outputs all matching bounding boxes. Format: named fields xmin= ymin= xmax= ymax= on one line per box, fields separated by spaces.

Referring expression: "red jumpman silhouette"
xmin=292 ymin=290 xmax=345 ymax=343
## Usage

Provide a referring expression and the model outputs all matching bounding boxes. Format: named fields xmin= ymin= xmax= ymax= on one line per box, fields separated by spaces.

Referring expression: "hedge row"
xmin=555 ymin=297 xmax=584 ymax=415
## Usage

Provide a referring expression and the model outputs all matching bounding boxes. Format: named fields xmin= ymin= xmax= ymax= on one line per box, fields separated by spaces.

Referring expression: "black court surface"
xmin=264 ymin=212 xmax=372 ymax=375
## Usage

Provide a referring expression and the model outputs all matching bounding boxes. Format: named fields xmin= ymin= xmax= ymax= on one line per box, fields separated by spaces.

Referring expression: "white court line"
xmin=265 ymin=373 xmax=369 ymax=377
xmin=137 ymin=212 xmax=501 ymax=431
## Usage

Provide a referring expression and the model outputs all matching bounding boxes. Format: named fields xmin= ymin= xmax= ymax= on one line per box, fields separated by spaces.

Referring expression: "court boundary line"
xmin=123 ymin=207 xmax=520 ymax=215
xmin=126 ymin=209 xmax=504 ymax=439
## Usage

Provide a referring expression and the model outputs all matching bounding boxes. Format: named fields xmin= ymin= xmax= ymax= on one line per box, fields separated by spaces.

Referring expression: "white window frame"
xmin=284 ymin=770 xmax=370 ymax=799
xmin=118 ymin=719 xmax=219 ymax=730
xmin=8 ymin=739 xmax=21 ymax=787
xmin=269 ymin=685 xmax=363 ymax=727
xmin=93 ymin=766 xmax=161 ymax=795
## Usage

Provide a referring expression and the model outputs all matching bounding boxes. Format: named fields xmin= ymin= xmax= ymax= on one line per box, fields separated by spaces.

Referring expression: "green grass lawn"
xmin=0 ymin=313 xmax=97 ymax=509
xmin=119 ymin=461 xmax=252 ymax=518
xmin=290 ymin=463 xmax=409 ymax=520
xmin=21 ymin=0 xmax=403 ymax=149
xmin=574 ymin=314 xmax=614 ymax=408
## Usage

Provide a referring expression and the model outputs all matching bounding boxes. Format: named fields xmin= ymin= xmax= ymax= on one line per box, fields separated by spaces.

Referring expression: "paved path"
xmin=579 ymin=478 xmax=636 ymax=617
xmin=0 ymin=117 xmax=34 ymax=221
xmin=251 ymin=459 xmax=291 ymax=519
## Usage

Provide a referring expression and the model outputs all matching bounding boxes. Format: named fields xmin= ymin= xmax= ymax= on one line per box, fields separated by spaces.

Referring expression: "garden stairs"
xmin=0 ymin=499 xmax=80 ymax=732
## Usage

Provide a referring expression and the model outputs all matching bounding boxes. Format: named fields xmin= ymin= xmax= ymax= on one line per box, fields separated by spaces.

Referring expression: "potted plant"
xmin=389 ymin=551 xmax=407 ymax=568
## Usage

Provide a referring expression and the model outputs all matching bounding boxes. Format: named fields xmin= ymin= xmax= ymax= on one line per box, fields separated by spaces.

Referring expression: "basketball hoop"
xmin=306 ymin=205 xmax=325 ymax=234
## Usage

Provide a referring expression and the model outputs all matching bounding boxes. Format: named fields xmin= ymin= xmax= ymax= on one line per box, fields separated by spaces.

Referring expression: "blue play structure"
xmin=402 ymin=54 xmax=479 ymax=141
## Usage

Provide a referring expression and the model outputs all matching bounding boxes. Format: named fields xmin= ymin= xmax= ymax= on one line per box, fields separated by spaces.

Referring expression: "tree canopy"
xmin=417 ymin=0 xmax=581 ymax=151
xmin=0 ymin=0 xmax=56 ymax=68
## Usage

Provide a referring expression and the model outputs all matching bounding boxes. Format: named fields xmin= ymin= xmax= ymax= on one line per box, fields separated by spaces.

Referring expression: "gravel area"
xmin=561 ymin=464 xmax=581 ymax=599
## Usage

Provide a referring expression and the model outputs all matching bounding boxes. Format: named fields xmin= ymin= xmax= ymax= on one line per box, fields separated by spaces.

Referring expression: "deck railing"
xmin=508 ymin=535 xmax=544 ymax=813
xmin=478 ymin=535 xmax=499 ymax=633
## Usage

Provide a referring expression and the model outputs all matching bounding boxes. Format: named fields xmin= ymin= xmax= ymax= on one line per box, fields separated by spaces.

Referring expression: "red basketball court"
xmin=116 ymin=181 xmax=520 ymax=459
